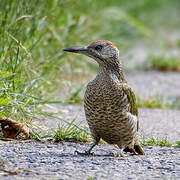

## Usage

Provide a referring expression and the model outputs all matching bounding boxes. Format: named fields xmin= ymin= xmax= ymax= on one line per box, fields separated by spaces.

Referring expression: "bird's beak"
xmin=63 ymin=46 xmax=88 ymax=54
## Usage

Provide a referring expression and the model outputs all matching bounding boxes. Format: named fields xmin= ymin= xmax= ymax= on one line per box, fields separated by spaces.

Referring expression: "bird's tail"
xmin=134 ymin=136 xmax=145 ymax=155
xmin=124 ymin=136 xmax=145 ymax=155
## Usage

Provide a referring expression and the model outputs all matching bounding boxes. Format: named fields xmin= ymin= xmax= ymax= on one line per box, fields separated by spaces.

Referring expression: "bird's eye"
xmin=95 ymin=45 xmax=103 ymax=51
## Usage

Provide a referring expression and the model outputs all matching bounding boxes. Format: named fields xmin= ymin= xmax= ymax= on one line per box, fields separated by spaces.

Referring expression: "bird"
xmin=63 ymin=40 xmax=144 ymax=156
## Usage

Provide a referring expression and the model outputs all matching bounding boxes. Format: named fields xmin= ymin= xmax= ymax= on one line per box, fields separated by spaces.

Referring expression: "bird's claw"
xmin=109 ymin=152 xmax=125 ymax=158
xmin=74 ymin=150 xmax=94 ymax=156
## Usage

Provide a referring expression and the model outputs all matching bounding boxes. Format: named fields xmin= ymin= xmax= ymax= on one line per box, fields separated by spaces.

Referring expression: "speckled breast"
xmin=84 ymin=80 xmax=134 ymax=144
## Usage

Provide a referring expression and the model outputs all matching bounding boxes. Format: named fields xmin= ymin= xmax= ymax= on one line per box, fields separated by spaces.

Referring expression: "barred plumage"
xmin=64 ymin=40 xmax=144 ymax=156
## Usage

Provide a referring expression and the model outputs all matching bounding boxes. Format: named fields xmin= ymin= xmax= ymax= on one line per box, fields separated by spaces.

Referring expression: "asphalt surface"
xmin=0 ymin=71 xmax=180 ymax=179
xmin=0 ymin=141 xmax=179 ymax=180
xmin=127 ymin=71 xmax=180 ymax=99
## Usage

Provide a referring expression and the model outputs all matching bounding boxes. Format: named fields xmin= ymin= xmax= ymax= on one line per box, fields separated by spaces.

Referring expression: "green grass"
xmin=142 ymin=136 xmax=180 ymax=148
xmin=53 ymin=118 xmax=90 ymax=142
xmin=142 ymin=137 xmax=180 ymax=148
xmin=87 ymin=177 xmax=96 ymax=180
xmin=136 ymin=95 xmax=180 ymax=110
xmin=142 ymin=136 xmax=172 ymax=147
xmin=166 ymin=97 xmax=180 ymax=110
xmin=136 ymin=95 xmax=165 ymax=109
xmin=143 ymin=54 xmax=180 ymax=71
xmin=64 ymin=85 xmax=84 ymax=104
xmin=0 ymin=0 xmax=91 ymax=134
xmin=175 ymin=141 xmax=180 ymax=148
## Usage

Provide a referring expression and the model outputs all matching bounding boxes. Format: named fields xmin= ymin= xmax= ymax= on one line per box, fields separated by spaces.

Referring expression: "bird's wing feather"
xmin=121 ymin=83 xmax=139 ymax=130
xmin=121 ymin=84 xmax=144 ymax=155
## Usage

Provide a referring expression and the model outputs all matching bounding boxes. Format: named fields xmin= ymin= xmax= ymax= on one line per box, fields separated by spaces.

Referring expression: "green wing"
xmin=121 ymin=84 xmax=139 ymax=130
xmin=121 ymin=84 xmax=145 ymax=155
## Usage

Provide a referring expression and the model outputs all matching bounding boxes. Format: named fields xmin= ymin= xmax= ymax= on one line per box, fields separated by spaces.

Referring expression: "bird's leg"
xmin=110 ymin=144 xmax=126 ymax=158
xmin=118 ymin=149 xmax=125 ymax=157
xmin=110 ymin=148 xmax=125 ymax=157
xmin=75 ymin=138 xmax=100 ymax=156
xmin=85 ymin=142 xmax=97 ymax=155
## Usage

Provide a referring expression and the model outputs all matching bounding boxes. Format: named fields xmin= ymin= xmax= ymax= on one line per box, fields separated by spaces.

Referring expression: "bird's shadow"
xmin=73 ymin=150 xmax=135 ymax=158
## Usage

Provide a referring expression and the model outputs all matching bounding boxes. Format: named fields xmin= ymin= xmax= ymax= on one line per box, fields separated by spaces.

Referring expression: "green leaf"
xmin=0 ymin=71 xmax=10 ymax=76
xmin=0 ymin=98 xmax=12 ymax=104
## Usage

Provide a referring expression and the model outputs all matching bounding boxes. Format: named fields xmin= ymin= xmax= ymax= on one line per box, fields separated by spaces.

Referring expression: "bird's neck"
xmin=98 ymin=61 xmax=127 ymax=83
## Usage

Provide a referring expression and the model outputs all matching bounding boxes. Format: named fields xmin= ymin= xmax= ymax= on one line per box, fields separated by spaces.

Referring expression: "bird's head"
xmin=63 ymin=40 xmax=120 ymax=67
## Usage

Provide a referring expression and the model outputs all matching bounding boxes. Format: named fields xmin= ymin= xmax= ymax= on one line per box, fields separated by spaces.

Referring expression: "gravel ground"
xmin=0 ymin=141 xmax=180 ymax=180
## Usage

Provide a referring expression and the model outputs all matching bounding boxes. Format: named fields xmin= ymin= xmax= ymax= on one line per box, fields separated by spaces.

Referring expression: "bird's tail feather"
xmin=124 ymin=136 xmax=145 ymax=155
xmin=134 ymin=136 xmax=145 ymax=155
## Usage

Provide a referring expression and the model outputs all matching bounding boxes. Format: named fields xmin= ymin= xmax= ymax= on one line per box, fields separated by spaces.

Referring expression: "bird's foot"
xmin=74 ymin=150 xmax=94 ymax=156
xmin=109 ymin=152 xmax=125 ymax=158
xmin=109 ymin=148 xmax=126 ymax=158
